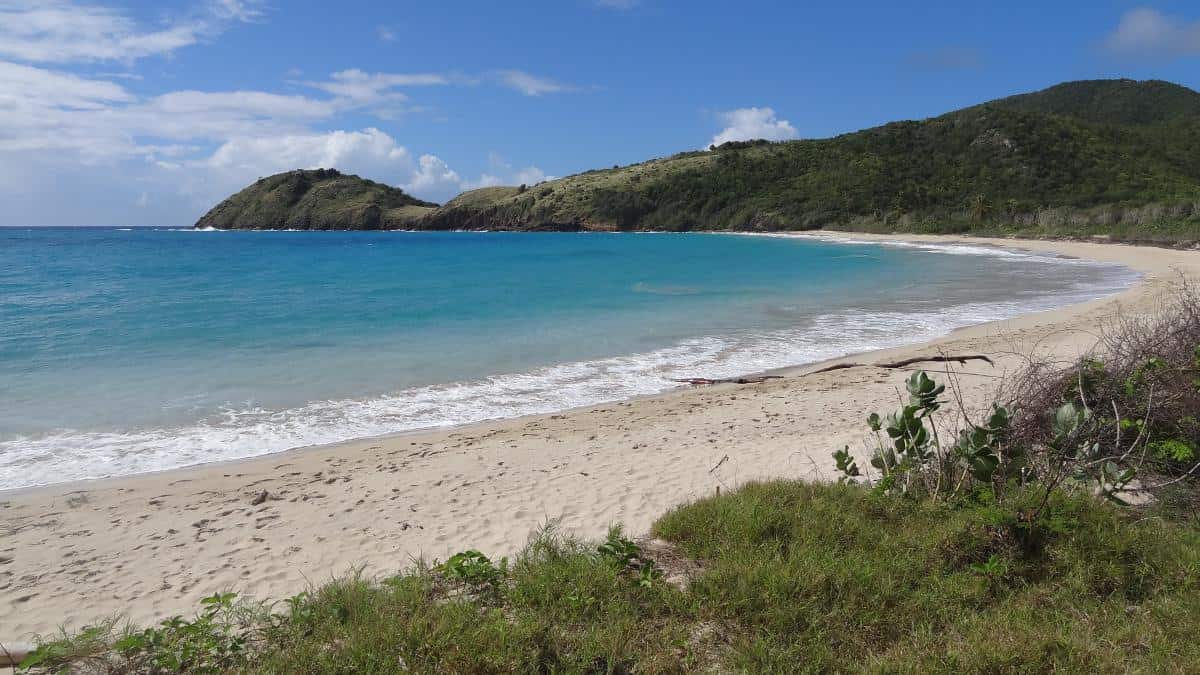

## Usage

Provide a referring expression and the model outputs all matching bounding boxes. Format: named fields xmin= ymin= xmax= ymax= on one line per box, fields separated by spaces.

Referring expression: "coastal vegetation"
xmin=16 ymin=285 xmax=1200 ymax=673
xmin=414 ymin=79 xmax=1200 ymax=243
xmin=192 ymin=169 xmax=437 ymax=231
xmin=194 ymin=79 xmax=1200 ymax=244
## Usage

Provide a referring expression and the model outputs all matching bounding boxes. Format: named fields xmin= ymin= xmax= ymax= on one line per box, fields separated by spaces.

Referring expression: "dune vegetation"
xmin=21 ymin=485 xmax=1200 ymax=674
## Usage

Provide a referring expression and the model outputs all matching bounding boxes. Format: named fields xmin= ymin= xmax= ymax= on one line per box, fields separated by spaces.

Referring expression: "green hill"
xmin=194 ymin=169 xmax=437 ymax=230
xmin=417 ymin=79 xmax=1200 ymax=243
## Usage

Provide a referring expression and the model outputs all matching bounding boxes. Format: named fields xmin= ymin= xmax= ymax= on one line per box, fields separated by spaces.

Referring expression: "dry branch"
xmin=675 ymin=355 xmax=995 ymax=385
xmin=805 ymin=354 xmax=995 ymax=376
xmin=671 ymin=375 xmax=783 ymax=386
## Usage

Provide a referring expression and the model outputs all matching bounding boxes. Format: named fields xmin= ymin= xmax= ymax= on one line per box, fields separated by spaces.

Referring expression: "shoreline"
xmin=0 ymin=232 xmax=1138 ymax=495
xmin=4 ymin=232 xmax=1199 ymax=640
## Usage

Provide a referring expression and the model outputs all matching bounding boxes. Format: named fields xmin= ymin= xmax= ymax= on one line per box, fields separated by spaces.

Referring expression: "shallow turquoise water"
xmin=0 ymin=228 xmax=1137 ymax=489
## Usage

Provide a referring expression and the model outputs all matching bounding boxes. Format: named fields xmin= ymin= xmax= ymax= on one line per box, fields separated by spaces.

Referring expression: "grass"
xmin=654 ymin=482 xmax=1200 ymax=672
xmin=20 ymin=484 xmax=1200 ymax=673
xmin=384 ymin=204 xmax=438 ymax=224
xmin=441 ymin=186 xmax=526 ymax=209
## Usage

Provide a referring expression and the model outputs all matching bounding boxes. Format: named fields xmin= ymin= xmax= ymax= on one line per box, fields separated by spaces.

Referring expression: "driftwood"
xmin=674 ymin=355 xmax=992 ymax=386
xmin=806 ymin=354 xmax=994 ymax=375
xmin=671 ymin=375 xmax=784 ymax=386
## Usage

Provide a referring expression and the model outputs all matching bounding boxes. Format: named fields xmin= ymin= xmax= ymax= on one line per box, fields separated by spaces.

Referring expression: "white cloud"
xmin=0 ymin=0 xmax=263 ymax=64
xmin=0 ymin=61 xmax=444 ymax=163
xmin=376 ymin=25 xmax=396 ymax=42
xmin=707 ymin=107 xmax=798 ymax=148
xmin=462 ymin=153 xmax=553 ymax=190
xmin=210 ymin=0 xmax=263 ymax=23
xmin=1 ymin=81 xmax=340 ymax=162
xmin=470 ymin=174 xmax=505 ymax=188
xmin=202 ymin=128 xmax=410 ymax=175
xmin=1105 ymin=8 xmax=1200 ymax=58
xmin=514 ymin=166 xmax=550 ymax=185
xmin=403 ymin=154 xmax=462 ymax=196
xmin=0 ymin=36 xmax=567 ymax=222
xmin=0 ymin=61 xmax=435 ymax=216
xmin=148 ymin=89 xmax=337 ymax=119
xmin=495 ymin=69 xmax=576 ymax=96
xmin=303 ymin=69 xmax=450 ymax=104
xmin=0 ymin=59 xmax=132 ymax=107
xmin=0 ymin=60 xmax=142 ymax=157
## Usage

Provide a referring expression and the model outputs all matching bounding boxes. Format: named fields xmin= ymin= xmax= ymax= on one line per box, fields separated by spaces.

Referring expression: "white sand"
xmin=3 ymin=233 xmax=1198 ymax=641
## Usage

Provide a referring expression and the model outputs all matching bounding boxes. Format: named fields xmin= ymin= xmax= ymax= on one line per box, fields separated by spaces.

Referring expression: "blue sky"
xmin=2 ymin=0 xmax=1199 ymax=226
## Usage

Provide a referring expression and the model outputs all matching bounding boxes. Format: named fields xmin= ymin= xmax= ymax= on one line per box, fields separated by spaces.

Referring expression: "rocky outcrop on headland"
xmin=193 ymin=169 xmax=437 ymax=230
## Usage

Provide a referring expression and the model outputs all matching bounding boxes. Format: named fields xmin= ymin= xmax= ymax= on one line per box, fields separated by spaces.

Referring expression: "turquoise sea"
xmin=0 ymin=228 xmax=1138 ymax=489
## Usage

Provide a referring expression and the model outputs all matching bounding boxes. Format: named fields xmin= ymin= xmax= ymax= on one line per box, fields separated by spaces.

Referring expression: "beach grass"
xmin=654 ymin=482 xmax=1200 ymax=673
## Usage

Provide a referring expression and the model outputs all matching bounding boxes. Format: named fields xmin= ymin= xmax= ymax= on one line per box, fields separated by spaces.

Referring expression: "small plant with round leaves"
xmin=597 ymin=529 xmax=663 ymax=587
xmin=437 ymin=550 xmax=508 ymax=596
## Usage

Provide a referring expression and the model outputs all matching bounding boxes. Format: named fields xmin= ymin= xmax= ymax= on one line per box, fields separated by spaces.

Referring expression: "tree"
xmin=969 ymin=194 xmax=992 ymax=222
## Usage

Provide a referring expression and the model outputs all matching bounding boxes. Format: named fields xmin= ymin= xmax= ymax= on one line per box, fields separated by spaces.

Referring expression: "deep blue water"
xmin=0 ymin=228 xmax=1138 ymax=489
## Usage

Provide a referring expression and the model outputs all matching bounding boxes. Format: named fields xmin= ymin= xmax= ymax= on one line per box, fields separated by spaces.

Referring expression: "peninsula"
xmin=193 ymin=168 xmax=437 ymax=230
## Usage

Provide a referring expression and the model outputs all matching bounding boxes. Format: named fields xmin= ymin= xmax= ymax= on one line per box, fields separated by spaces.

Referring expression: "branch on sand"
xmin=806 ymin=354 xmax=995 ymax=375
xmin=670 ymin=375 xmax=784 ymax=386
xmin=673 ymin=355 xmax=994 ymax=386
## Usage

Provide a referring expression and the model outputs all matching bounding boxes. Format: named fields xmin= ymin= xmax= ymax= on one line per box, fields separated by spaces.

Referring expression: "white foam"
xmin=722 ymin=231 xmax=1094 ymax=264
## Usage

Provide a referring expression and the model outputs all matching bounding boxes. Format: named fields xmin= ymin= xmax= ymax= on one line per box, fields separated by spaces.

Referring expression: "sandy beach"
xmin=3 ymin=232 xmax=1199 ymax=642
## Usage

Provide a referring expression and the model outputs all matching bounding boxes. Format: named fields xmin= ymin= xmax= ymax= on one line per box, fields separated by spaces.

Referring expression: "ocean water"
xmin=0 ymin=228 xmax=1138 ymax=490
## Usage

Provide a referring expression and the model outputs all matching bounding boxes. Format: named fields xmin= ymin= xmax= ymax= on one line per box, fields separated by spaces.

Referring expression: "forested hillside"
xmin=417 ymin=79 xmax=1200 ymax=243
